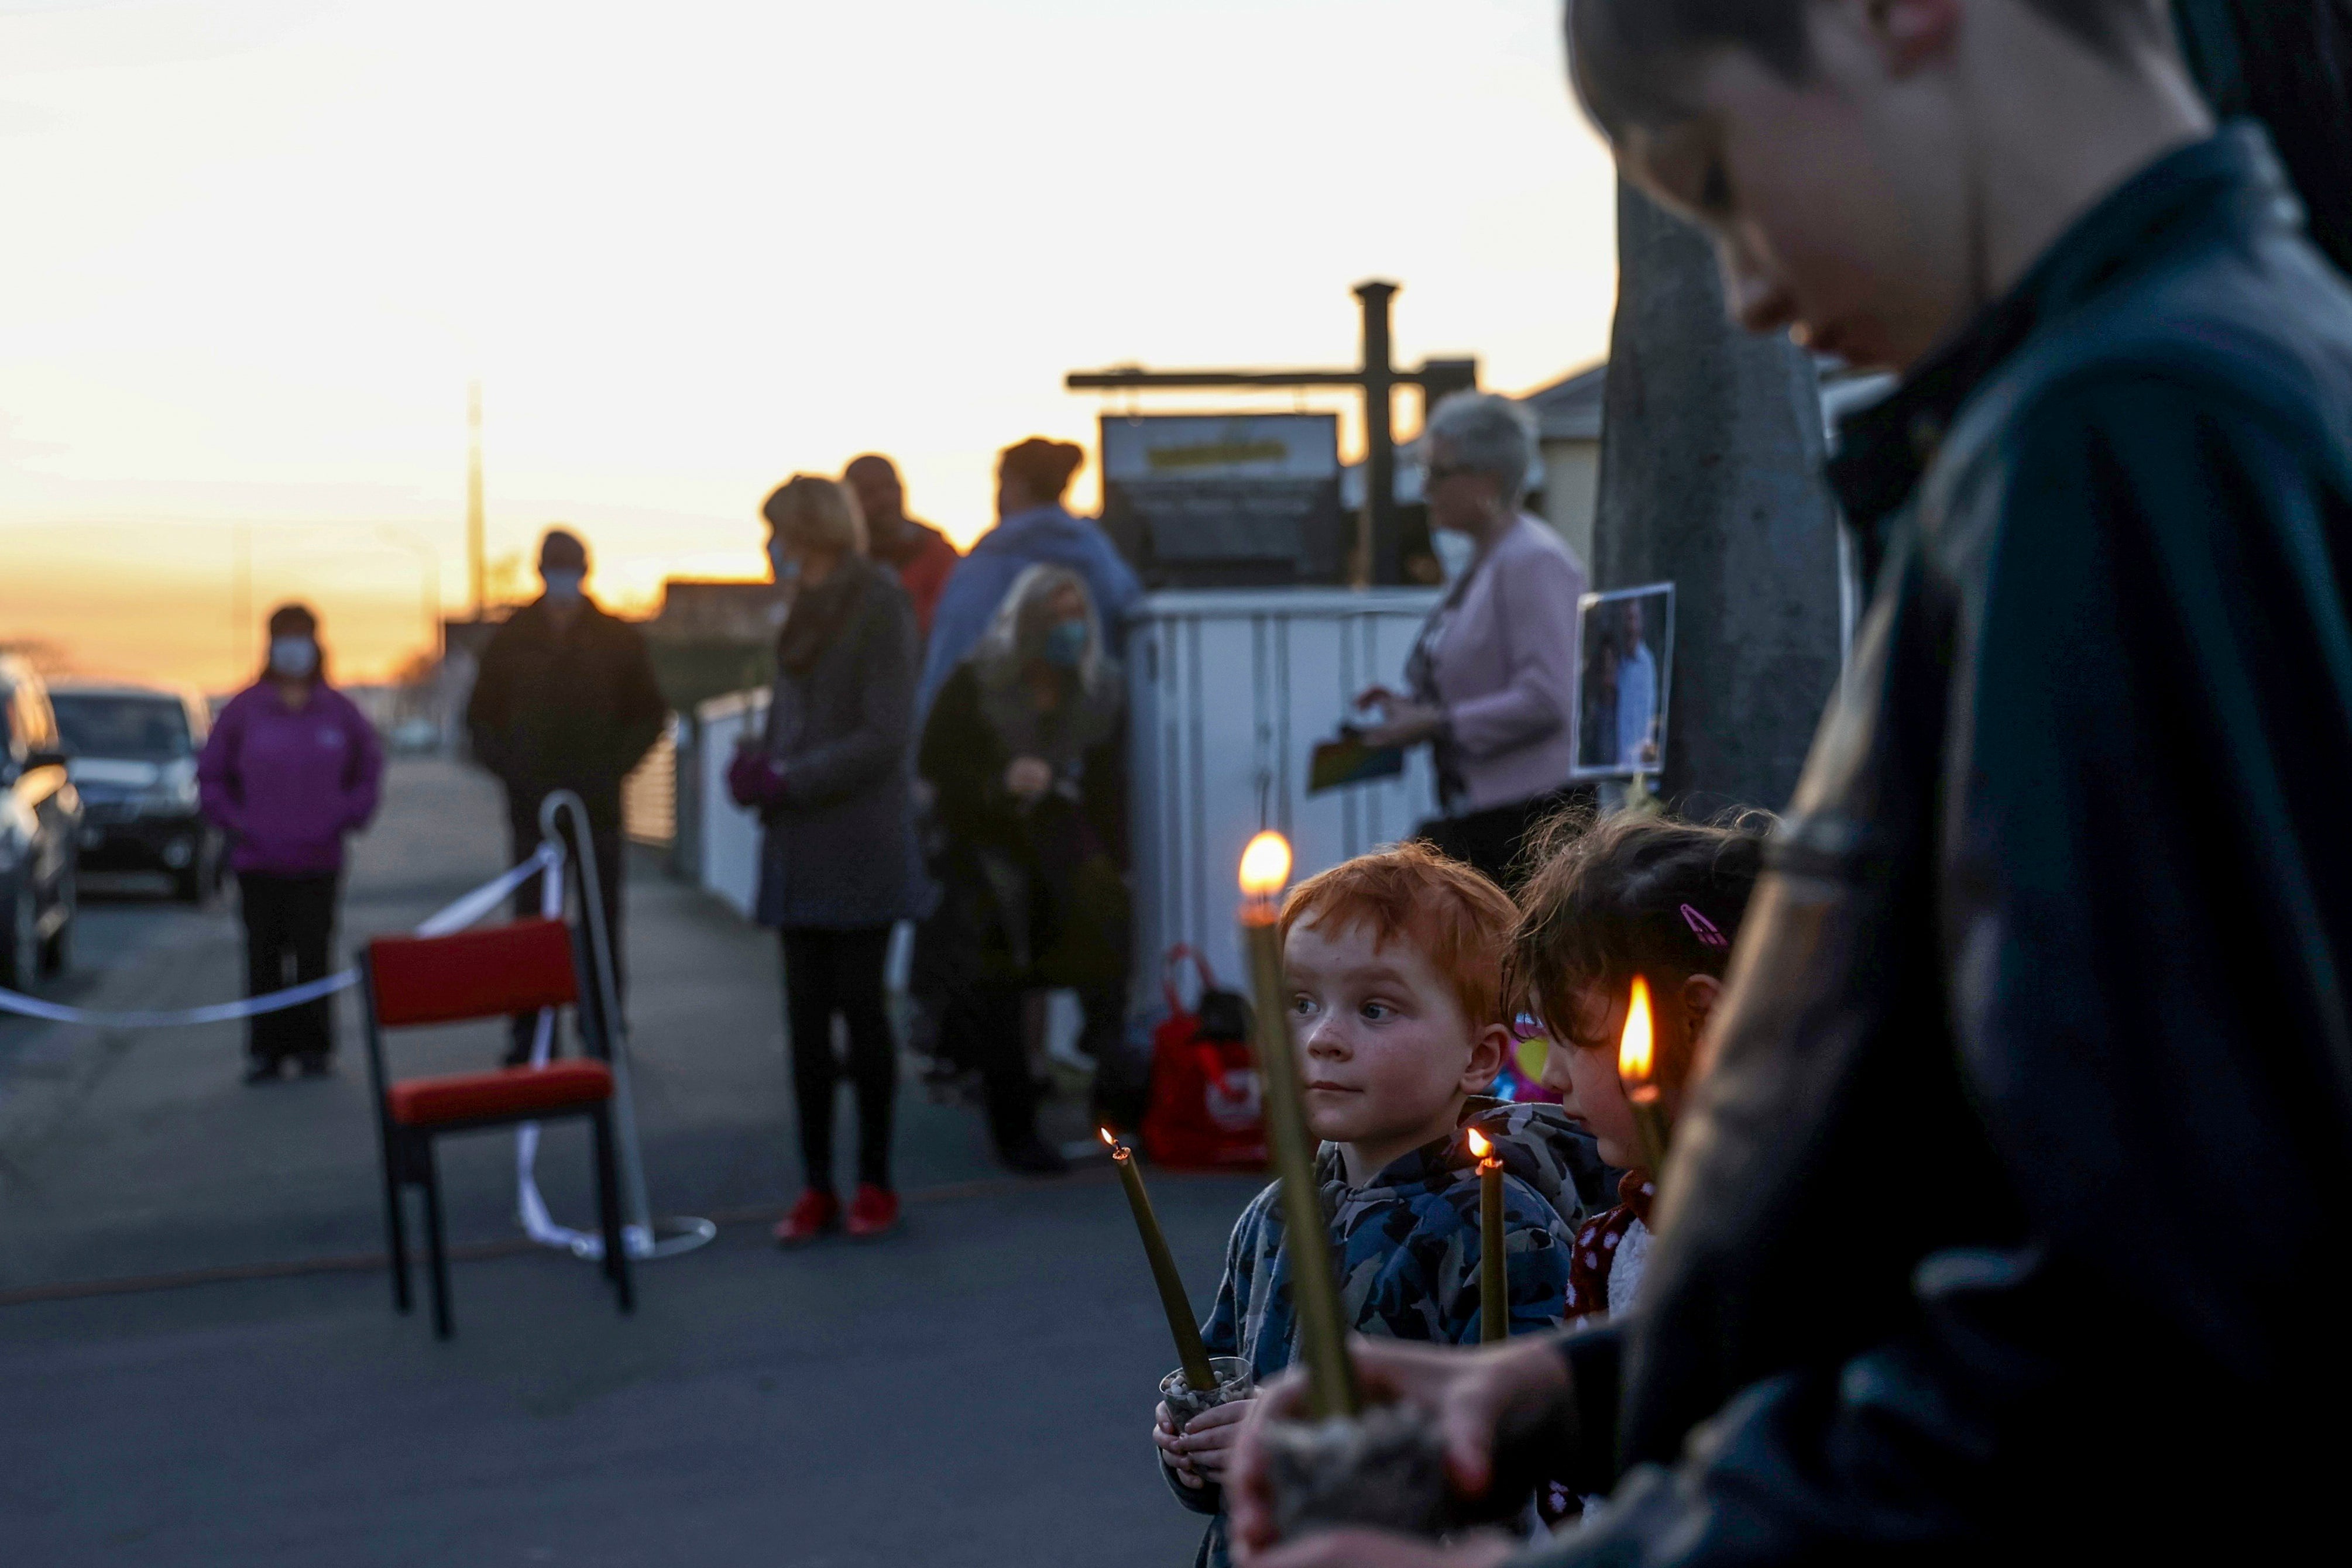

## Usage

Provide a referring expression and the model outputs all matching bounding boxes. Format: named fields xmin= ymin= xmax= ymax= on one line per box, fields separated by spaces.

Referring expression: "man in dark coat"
xmin=1225 ymin=3 xmax=2352 ymax=1564
xmin=467 ymin=528 xmax=667 ymax=1061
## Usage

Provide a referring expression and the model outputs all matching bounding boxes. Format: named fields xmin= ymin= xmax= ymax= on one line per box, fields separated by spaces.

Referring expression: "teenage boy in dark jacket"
xmin=468 ymin=528 xmax=667 ymax=1060
xmin=1226 ymin=4 xmax=2352 ymax=1565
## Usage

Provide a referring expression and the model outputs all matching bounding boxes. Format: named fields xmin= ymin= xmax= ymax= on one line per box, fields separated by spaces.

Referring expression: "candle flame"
xmin=1618 ymin=975 xmax=1655 ymax=1085
xmin=1238 ymin=831 xmax=1293 ymax=899
xmin=1465 ymin=1127 xmax=1491 ymax=1160
xmin=1099 ymin=1126 xmax=1119 ymax=1149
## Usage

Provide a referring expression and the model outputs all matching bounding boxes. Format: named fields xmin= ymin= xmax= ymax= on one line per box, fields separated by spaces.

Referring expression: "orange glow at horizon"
xmin=0 ymin=3 xmax=1618 ymax=696
xmin=1618 ymin=975 xmax=1655 ymax=1086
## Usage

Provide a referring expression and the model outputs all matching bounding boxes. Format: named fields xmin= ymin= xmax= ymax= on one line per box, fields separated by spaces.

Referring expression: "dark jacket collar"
xmin=1828 ymin=123 xmax=2302 ymax=579
xmin=513 ymin=595 xmax=614 ymax=641
xmin=775 ymin=555 xmax=884 ymax=673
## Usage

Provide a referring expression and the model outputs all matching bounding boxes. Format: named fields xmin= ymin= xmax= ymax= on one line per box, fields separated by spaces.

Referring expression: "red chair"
xmin=359 ymin=917 xmax=633 ymax=1338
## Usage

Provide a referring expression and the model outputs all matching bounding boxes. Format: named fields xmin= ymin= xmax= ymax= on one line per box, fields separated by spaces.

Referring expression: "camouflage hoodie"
xmin=1164 ymin=1100 xmax=1592 ymax=1561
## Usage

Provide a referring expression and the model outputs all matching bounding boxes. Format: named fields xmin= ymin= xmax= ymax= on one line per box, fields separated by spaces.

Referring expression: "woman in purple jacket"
xmin=198 ymin=604 xmax=384 ymax=1083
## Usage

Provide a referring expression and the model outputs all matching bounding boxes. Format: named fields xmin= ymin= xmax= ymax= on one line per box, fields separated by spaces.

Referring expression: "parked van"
xmin=49 ymin=681 xmax=222 ymax=903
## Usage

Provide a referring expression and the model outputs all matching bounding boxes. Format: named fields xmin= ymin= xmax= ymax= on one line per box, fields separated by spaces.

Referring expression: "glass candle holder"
xmin=1160 ymin=1355 xmax=1255 ymax=1429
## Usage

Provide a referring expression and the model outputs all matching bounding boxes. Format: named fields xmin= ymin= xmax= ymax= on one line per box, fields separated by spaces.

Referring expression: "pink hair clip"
xmin=1680 ymin=903 xmax=1728 ymax=949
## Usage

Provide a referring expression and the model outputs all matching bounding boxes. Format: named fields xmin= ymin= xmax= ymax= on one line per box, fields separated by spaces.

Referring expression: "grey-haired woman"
xmin=1358 ymin=391 xmax=1588 ymax=886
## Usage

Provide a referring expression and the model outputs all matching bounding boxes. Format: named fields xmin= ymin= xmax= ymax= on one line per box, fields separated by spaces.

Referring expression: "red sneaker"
xmin=772 ymin=1189 xmax=839 ymax=1247
xmin=845 ymin=1183 xmax=899 ymax=1239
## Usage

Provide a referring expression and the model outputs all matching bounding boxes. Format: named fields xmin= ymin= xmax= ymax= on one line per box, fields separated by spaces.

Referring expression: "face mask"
xmin=542 ymin=567 xmax=585 ymax=603
xmin=269 ymin=637 xmax=318 ymax=679
xmin=1041 ymin=619 xmax=1088 ymax=670
xmin=767 ymin=539 xmax=801 ymax=585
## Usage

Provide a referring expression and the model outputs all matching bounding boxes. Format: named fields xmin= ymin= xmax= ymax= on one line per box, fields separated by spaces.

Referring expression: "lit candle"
xmin=1102 ymin=1129 xmax=1220 ymax=1395
xmin=1616 ymin=974 xmax=1673 ymax=1177
xmin=1468 ymin=1127 xmax=1506 ymax=1344
xmin=1238 ymin=830 xmax=1359 ymax=1419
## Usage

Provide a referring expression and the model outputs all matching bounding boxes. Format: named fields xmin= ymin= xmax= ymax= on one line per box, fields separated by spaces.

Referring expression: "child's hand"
xmin=1153 ymin=1401 xmax=1206 ymax=1488
xmin=1168 ymin=1395 xmax=1254 ymax=1481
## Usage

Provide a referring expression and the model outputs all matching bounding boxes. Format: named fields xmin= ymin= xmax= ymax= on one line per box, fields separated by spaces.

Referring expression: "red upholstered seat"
xmin=386 ymin=1060 xmax=613 ymax=1126
xmin=368 ymin=918 xmax=578 ymax=1028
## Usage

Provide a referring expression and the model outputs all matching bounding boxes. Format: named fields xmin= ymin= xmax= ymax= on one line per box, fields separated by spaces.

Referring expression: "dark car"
xmin=49 ymin=681 xmax=223 ymax=903
xmin=1 ymin=654 xmax=81 ymax=991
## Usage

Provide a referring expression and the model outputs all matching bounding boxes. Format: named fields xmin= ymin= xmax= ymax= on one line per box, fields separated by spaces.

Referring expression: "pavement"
xmin=0 ymin=757 xmax=1261 ymax=1567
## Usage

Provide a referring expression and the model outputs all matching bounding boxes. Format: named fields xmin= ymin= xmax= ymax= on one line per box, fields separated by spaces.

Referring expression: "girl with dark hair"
xmin=197 ymin=603 xmax=384 ymax=1082
xmin=1508 ymin=809 xmax=1768 ymax=1326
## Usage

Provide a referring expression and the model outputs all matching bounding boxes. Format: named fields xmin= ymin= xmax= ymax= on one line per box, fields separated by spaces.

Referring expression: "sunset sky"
xmin=0 ymin=0 xmax=1619 ymax=692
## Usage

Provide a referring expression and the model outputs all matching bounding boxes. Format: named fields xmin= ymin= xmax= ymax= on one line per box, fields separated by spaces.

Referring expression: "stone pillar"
xmin=1591 ymin=183 xmax=1845 ymax=816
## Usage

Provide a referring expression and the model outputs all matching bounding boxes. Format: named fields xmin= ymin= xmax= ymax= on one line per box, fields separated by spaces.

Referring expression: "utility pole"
xmin=230 ymin=521 xmax=251 ymax=679
xmin=466 ymin=380 xmax=486 ymax=620
xmin=1355 ymin=281 xmax=1400 ymax=587
xmin=1592 ymin=184 xmax=1843 ymax=813
xmin=1067 ymin=281 xmax=1478 ymax=586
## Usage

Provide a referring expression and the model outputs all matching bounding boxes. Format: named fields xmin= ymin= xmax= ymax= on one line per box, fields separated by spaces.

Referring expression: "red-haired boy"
xmin=1153 ymin=842 xmax=1587 ymax=1568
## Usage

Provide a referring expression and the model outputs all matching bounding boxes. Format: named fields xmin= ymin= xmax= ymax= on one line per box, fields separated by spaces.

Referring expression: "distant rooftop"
xmin=647 ymin=580 xmax=788 ymax=644
xmin=1519 ymin=362 xmax=1606 ymax=442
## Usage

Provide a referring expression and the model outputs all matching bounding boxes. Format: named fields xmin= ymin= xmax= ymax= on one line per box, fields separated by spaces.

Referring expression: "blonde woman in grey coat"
xmin=730 ymin=474 xmax=920 ymax=1244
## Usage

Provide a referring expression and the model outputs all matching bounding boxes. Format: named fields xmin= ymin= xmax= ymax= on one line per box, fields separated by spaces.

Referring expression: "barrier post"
xmin=537 ymin=790 xmax=713 ymax=1261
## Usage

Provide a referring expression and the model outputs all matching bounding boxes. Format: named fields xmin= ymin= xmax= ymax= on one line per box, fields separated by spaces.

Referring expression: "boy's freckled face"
xmin=1283 ymin=917 xmax=1477 ymax=1153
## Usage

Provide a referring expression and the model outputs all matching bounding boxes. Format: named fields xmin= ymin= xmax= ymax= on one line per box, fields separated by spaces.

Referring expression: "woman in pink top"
xmin=1358 ymin=391 xmax=1589 ymax=885
xmin=197 ymin=604 xmax=384 ymax=1083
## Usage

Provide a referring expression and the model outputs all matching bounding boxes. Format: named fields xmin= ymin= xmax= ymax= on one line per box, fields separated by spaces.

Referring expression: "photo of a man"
xmin=1574 ymin=583 xmax=1672 ymax=777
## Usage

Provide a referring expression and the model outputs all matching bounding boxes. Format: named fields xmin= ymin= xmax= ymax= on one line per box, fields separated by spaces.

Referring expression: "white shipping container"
xmin=1124 ymin=588 xmax=1442 ymax=1010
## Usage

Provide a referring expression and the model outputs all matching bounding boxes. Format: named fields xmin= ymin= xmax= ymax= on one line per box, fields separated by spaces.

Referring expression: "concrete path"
xmin=0 ymin=758 xmax=1260 ymax=1566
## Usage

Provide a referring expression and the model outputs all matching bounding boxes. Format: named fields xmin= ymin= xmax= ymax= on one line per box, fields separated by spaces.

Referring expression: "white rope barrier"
xmin=0 ymin=847 xmax=561 ymax=1029
xmin=0 ymin=823 xmax=707 ymax=1267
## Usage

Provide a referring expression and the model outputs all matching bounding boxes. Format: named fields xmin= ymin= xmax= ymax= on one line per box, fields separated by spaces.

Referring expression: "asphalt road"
xmin=0 ymin=757 xmax=1260 ymax=1567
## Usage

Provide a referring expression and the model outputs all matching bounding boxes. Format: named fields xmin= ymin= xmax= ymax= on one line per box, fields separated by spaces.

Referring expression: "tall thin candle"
xmin=1469 ymin=1127 xmax=1506 ymax=1343
xmin=1238 ymin=831 xmax=1359 ymax=1419
xmin=1103 ymin=1129 xmax=1219 ymax=1394
xmin=1616 ymin=975 xmax=1673 ymax=1176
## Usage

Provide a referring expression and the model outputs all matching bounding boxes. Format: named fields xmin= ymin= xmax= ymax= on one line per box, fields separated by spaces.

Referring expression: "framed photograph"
xmin=1571 ymin=582 xmax=1674 ymax=780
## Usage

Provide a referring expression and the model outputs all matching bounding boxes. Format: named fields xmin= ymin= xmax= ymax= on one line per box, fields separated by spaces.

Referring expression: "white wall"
xmin=1539 ymin=436 xmax=1601 ymax=575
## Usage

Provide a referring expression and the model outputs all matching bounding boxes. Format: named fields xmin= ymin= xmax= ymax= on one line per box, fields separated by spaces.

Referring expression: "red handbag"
xmin=1140 ymin=946 xmax=1267 ymax=1170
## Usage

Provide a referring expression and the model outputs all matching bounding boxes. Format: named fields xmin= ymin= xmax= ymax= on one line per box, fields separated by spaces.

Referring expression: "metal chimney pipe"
xmin=1355 ymin=280 xmax=1399 ymax=586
